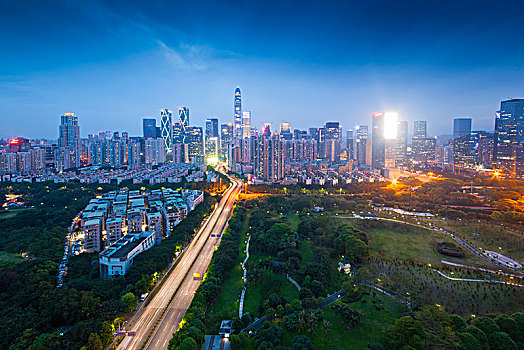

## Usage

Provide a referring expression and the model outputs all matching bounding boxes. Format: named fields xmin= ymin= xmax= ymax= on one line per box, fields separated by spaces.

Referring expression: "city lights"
xmin=383 ymin=111 xmax=398 ymax=140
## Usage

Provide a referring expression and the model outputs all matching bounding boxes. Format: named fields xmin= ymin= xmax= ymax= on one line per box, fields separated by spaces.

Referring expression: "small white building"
xmin=99 ymin=231 xmax=156 ymax=279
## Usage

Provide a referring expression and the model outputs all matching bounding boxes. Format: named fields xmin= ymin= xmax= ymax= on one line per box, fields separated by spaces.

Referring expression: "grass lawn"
xmin=243 ymin=272 xmax=300 ymax=316
xmin=435 ymin=220 xmax=524 ymax=262
xmin=299 ymin=240 xmax=313 ymax=264
xmin=0 ymin=251 xmax=23 ymax=265
xmin=363 ymin=261 xmax=524 ymax=316
xmin=209 ymin=216 xmax=250 ymax=320
xmin=341 ymin=218 xmax=500 ymax=270
xmin=287 ymin=214 xmax=301 ymax=231
xmin=279 ymin=287 xmax=407 ymax=350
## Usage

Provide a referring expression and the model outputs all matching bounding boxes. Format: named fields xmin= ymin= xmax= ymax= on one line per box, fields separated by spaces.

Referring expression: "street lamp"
xmin=473 ymin=233 xmax=479 ymax=265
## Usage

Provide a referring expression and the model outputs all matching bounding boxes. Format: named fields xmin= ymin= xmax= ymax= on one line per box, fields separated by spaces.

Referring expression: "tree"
xmin=487 ymin=332 xmax=518 ymax=350
xmin=87 ymin=333 xmax=102 ymax=350
xmin=121 ymin=292 xmax=138 ymax=311
xmin=458 ymin=332 xmax=484 ymax=350
xmin=448 ymin=314 xmax=466 ymax=332
xmin=332 ymin=303 xmax=363 ymax=328
xmin=494 ymin=315 xmax=519 ymax=343
xmin=472 ymin=317 xmax=500 ymax=335
xmin=384 ymin=316 xmax=424 ymax=350
xmin=179 ymin=337 xmax=198 ymax=350
xmin=464 ymin=325 xmax=489 ymax=350
xmin=291 ymin=335 xmax=314 ymax=350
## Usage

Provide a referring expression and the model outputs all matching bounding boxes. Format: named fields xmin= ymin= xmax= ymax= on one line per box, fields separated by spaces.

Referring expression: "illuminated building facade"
xmin=242 ymin=111 xmax=251 ymax=139
xmin=493 ymin=99 xmax=524 ymax=178
xmin=160 ymin=109 xmax=173 ymax=152
xmin=325 ymin=122 xmax=341 ymax=162
xmin=372 ymin=112 xmax=398 ymax=168
xmin=234 ymin=87 xmax=242 ymax=139
xmin=220 ymin=123 xmax=234 ymax=160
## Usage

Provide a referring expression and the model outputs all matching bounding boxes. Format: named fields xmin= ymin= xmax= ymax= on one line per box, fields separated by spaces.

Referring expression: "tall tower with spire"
xmin=234 ymin=86 xmax=242 ymax=139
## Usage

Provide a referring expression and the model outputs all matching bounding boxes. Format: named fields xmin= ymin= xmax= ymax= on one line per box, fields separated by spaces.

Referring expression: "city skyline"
xmin=1 ymin=1 xmax=524 ymax=138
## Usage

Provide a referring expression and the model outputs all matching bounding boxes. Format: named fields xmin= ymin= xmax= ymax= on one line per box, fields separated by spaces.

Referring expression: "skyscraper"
xmin=234 ymin=87 xmax=242 ymax=139
xmin=372 ymin=112 xmax=398 ymax=168
xmin=143 ymin=118 xmax=157 ymax=139
xmin=160 ymin=109 xmax=173 ymax=152
xmin=145 ymin=138 xmax=165 ymax=165
xmin=355 ymin=125 xmax=368 ymax=140
xmin=58 ymin=113 xmax=80 ymax=149
xmin=395 ymin=121 xmax=408 ymax=166
xmin=178 ymin=107 xmax=190 ymax=126
xmin=453 ymin=118 xmax=472 ymax=139
xmin=252 ymin=134 xmax=284 ymax=182
xmin=242 ymin=111 xmax=251 ymax=139
xmin=220 ymin=123 xmax=234 ymax=160
xmin=205 ymin=118 xmax=219 ymax=138
xmin=325 ymin=122 xmax=341 ymax=162
xmin=493 ymin=99 xmax=524 ymax=178
xmin=414 ymin=121 xmax=427 ymax=139
xmin=57 ymin=113 xmax=81 ymax=170
xmin=172 ymin=123 xmax=185 ymax=144
xmin=205 ymin=118 xmax=220 ymax=163
xmin=186 ymin=126 xmax=204 ymax=159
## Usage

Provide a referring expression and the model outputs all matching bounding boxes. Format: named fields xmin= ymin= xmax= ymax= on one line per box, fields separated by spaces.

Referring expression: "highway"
xmin=117 ymin=173 xmax=242 ymax=350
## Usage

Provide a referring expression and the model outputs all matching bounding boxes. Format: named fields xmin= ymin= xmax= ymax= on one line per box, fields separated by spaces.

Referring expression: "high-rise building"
xmin=8 ymin=138 xmax=30 ymax=153
xmin=453 ymin=118 xmax=472 ymax=139
xmin=205 ymin=137 xmax=219 ymax=164
xmin=493 ymin=99 xmax=524 ymax=178
xmin=346 ymin=130 xmax=355 ymax=160
xmin=205 ymin=118 xmax=220 ymax=164
xmin=372 ymin=112 xmax=398 ymax=168
xmin=251 ymin=134 xmax=284 ymax=182
xmin=145 ymin=138 xmax=165 ymax=166
xmin=280 ymin=122 xmax=291 ymax=134
xmin=395 ymin=121 xmax=408 ymax=166
xmin=173 ymin=143 xmax=189 ymax=164
xmin=143 ymin=118 xmax=157 ymax=139
xmin=478 ymin=134 xmax=494 ymax=168
xmin=186 ymin=126 xmax=204 ymax=159
xmin=414 ymin=121 xmax=427 ymax=139
xmin=57 ymin=113 xmax=81 ymax=170
xmin=325 ymin=122 xmax=341 ymax=162
xmin=234 ymin=87 xmax=242 ymax=139
xmin=242 ymin=111 xmax=251 ymax=139
xmin=412 ymin=137 xmax=437 ymax=163
xmin=178 ymin=107 xmax=190 ymax=127
xmin=309 ymin=127 xmax=325 ymax=158
xmin=206 ymin=118 xmax=219 ymax=138
xmin=59 ymin=113 xmax=81 ymax=149
xmin=160 ymin=109 xmax=173 ymax=152
xmin=172 ymin=123 xmax=185 ymax=144
xmin=220 ymin=123 xmax=234 ymax=160
xmin=355 ymin=125 xmax=368 ymax=140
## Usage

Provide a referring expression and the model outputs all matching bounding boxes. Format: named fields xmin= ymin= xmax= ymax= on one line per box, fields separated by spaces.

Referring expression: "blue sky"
xmin=1 ymin=0 xmax=523 ymax=139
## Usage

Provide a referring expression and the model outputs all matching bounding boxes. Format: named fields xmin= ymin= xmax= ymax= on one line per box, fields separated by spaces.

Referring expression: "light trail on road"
xmin=117 ymin=173 xmax=242 ymax=350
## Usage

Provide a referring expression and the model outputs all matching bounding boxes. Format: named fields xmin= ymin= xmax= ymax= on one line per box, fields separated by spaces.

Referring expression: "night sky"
xmin=1 ymin=0 xmax=523 ymax=139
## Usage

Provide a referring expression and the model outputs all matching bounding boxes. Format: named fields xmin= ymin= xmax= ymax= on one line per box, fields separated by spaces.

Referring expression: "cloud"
xmin=156 ymin=40 xmax=210 ymax=71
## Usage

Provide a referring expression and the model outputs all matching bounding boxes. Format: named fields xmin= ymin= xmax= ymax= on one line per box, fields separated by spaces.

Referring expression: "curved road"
xmin=118 ymin=173 xmax=242 ymax=350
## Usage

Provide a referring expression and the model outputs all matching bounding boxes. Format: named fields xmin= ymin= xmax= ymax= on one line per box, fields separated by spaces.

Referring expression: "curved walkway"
xmin=286 ymin=274 xmax=301 ymax=291
xmin=239 ymin=235 xmax=251 ymax=319
xmin=431 ymin=269 xmax=524 ymax=287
